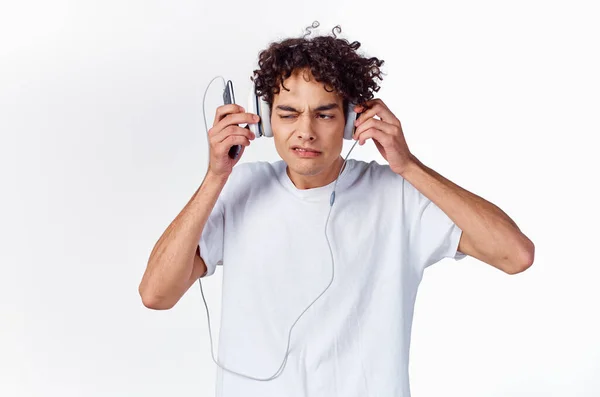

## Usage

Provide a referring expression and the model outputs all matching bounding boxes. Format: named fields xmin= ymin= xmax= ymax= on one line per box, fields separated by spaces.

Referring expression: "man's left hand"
xmin=352 ymin=99 xmax=415 ymax=175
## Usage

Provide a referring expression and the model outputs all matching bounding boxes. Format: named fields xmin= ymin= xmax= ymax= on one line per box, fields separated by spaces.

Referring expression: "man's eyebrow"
xmin=275 ymin=103 xmax=340 ymax=112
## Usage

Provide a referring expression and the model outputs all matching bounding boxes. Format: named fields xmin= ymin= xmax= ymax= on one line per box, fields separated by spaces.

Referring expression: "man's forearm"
xmin=400 ymin=155 xmax=534 ymax=272
xmin=138 ymin=171 xmax=229 ymax=308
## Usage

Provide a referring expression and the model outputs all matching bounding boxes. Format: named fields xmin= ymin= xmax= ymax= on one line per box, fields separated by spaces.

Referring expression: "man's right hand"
xmin=207 ymin=104 xmax=259 ymax=177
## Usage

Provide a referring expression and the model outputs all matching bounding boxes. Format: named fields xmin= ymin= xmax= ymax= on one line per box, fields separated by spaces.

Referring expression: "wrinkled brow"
xmin=276 ymin=103 xmax=340 ymax=112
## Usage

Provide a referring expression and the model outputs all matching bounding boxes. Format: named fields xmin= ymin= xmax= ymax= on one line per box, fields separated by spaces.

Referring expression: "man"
xmin=139 ymin=30 xmax=534 ymax=397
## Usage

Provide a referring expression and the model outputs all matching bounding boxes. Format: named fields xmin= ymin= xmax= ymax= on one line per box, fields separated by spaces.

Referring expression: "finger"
xmin=353 ymin=118 xmax=394 ymax=140
xmin=355 ymin=127 xmax=390 ymax=146
xmin=213 ymin=104 xmax=245 ymax=127
xmin=223 ymin=134 xmax=251 ymax=148
xmin=355 ymin=100 xmax=400 ymax=127
xmin=213 ymin=125 xmax=256 ymax=145
xmin=213 ymin=125 xmax=255 ymax=145
xmin=213 ymin=112 xmax=260 ymax=136
xmin=213 ymin=134 xmax=251 ymax=155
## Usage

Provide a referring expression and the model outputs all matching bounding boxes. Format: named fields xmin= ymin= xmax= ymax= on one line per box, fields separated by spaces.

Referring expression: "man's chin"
xmin=287 ymin=159 xmax=324 ymax=177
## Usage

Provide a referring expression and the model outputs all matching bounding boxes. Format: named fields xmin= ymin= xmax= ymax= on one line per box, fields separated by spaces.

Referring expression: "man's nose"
xmin=296 ymin=114 xmax=316 ymax=138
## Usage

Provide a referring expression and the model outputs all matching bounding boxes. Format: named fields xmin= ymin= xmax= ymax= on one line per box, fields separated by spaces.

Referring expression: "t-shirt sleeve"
xmin=403 ymin=176 xmax=467 ymax=271
xmin=198 ymin=194 xmax=225 ymax=278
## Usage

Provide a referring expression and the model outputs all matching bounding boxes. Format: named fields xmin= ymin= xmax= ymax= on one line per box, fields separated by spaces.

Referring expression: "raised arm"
xmin=138 ymin=102 xmax=258 ymax=309
xmin=138 ymin=171 xmax=229 ymax=310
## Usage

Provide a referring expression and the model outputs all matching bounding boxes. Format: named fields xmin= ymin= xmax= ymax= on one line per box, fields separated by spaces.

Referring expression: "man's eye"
xmin=278 ymin=114 xmax=334 ymax=119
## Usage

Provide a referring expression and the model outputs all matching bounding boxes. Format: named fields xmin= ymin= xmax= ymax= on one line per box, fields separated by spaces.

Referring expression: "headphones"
xmin=246 ymin=79 xmax=360 ymax=141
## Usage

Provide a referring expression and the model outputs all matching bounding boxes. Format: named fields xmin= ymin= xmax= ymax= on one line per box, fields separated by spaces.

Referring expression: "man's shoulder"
xmin=353 ymin=159 xmax=402 ymax=182
xmin=229 ymin=160 xmax=279 ymax=181
xmin=223 ymin=160 xmax=281 ymax=194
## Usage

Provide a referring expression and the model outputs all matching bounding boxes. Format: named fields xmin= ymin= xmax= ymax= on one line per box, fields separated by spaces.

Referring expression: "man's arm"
xmin=138 ymin=171 xmax=229 ymax=310
xmin=400 ymin=155 xmax=534 ymax=274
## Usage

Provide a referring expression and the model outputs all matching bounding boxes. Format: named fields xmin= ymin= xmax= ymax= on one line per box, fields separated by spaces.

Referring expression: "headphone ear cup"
xmin=344 ymin=102 xmax=358 ymax=140
xmin=248 ymin=80 xmax=273 ymax=138
xmin=258 ymin=96 xmax=272 ymax=138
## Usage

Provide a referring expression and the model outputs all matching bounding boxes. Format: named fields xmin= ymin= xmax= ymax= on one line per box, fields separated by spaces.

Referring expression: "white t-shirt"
xmin=199 ymin=158 xmax=466 ymax=397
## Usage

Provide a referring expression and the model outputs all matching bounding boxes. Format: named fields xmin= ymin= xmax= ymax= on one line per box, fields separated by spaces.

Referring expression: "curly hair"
xmin=251 ymin=21 xmax=385 ymax=118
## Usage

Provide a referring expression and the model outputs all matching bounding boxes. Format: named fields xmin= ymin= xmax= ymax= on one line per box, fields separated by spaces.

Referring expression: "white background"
xmin=1 ymin=1 xmax=599 ymax=396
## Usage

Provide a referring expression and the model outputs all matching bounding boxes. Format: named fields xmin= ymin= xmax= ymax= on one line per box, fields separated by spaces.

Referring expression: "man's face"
xmin=270 ymin=68 xmax=346 ymax=189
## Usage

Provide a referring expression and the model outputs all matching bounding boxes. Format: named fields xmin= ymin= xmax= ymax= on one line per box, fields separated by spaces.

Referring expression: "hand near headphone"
xmin=207 ymin=104 xmax=258 ymax=178
xmin=352 ymin=99 xmax=416 ymax=176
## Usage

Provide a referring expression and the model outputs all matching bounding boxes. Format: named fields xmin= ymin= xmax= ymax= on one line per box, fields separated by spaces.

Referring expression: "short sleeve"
xmin=198 ymin=195 xmax=225 ymax=278
xmin=403 ymin=177 xmax=467 ymax=271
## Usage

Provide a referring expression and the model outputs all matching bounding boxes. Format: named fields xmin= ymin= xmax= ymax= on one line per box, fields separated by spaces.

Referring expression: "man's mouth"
xmin=291 ymin=147 xmax=321 ymax=157
xmin=292 ymin=146 xmax=321 ymax=153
